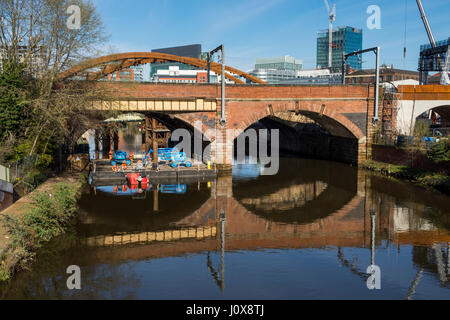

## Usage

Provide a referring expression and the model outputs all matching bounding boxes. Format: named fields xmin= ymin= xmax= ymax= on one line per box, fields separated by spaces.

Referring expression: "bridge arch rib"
xmin=56 ymin=52 xmax=266 ymax=84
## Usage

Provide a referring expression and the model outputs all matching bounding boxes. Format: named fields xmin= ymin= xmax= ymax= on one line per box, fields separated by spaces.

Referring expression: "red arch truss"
xmin=56 ymin=52 xmax=266 ymax=84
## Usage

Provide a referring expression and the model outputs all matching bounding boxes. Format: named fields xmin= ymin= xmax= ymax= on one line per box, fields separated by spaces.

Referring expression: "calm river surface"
xmin=1 ymin=158 xmax=450 ymax=300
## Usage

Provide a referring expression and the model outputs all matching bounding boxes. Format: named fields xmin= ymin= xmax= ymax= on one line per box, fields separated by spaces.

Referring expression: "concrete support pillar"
xmin=211 ymin=105 xmax=233 ymax=171
xmin=361 ymin=85 xmax=381 ymax=163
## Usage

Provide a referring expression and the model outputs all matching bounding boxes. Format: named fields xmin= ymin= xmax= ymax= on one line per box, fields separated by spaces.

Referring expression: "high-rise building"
xmin=255 ymin=56 xmax=303 ymax=71
xmin=248 ymin=55 xmax=303 ymax=84
xmin=317 ymin=26 xmax=363 ymax=72
xmin=150 ymin=44 xmax=203 ymax=79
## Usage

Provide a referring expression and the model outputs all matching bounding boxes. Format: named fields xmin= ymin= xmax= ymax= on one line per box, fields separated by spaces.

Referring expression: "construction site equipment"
xmin=416 ymin=0 xmax=450 ymax=85
xmin=110 ymin=150 xmax=132 ymax=166
xmin=324 ymin=0 xmax=336 ymax=69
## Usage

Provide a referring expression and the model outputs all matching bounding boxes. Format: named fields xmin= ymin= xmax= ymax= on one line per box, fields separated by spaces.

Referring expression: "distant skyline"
xmin=93 ymin=0 xmax=449 ymax=80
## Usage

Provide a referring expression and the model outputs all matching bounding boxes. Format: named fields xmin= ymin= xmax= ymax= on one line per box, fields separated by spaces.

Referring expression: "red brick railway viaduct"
xmin=95 ymin=82 xmax=377 ymax=165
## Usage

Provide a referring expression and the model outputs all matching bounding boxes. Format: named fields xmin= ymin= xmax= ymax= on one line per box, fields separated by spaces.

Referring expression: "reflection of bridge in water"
xmin=76 ymin=160 xmax=450 ymax=293
xmin=79 ymin=162 xmax=450 ymax=254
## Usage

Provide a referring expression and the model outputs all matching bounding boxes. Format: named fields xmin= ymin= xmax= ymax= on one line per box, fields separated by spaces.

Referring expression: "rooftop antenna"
xmin=324 ymin=0 xmax=336 ymax=70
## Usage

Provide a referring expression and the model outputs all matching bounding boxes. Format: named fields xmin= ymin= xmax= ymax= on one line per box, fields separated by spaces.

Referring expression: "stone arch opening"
xmin=231 ymin=106 xmax=364 ymax=165
xmin=415 ymin=105 xmax=450 ymax=136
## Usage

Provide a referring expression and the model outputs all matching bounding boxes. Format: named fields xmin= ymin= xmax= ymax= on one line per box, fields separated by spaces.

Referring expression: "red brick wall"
xmin=99 ymin=82 xmax=373 ymax=100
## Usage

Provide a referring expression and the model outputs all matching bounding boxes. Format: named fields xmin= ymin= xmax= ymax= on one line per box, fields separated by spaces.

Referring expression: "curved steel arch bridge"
xmin=56 ymin=52 xmax=266 ymax=84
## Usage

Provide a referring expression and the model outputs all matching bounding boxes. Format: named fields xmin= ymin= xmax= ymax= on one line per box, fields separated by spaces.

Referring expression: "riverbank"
xmin=0 ymin=172 xmax=86 ymax=282
xmin=360 ymin=160 xmax=450 ymax=195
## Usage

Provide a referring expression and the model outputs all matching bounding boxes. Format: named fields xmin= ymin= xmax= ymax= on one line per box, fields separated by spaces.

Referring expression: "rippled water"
xmin=1 ymin=158 xmax=450 ymax=300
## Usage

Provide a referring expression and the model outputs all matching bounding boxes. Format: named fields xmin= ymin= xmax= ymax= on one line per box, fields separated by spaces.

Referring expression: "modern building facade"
xmin=107 ymin=65 xmax=144 ymax=82
xmin=152 ymin=65 xmax=218 ymax=84
xmin=317 ymin=26 xmax=363 ymax=72
xmin=249 ymin=69 xmax=297 ymax=84
xmin=249 ymin=55 xmax=303 ymax=84
xmin=280 ymin=69 xmax=342 ymax=85
xmin=345 ymin=65 xmax=419 ymax=84
xmin=150 ymin=44 xmax=205 ymax=80
xmin=255 ymin=56 xmax=303 ymax=72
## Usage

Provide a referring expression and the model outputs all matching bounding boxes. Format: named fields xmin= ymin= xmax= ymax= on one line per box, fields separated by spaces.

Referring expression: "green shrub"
xmin=0 ymin=266 xmax=10 ymax=282
xmin=0 ymin=182 xmax=80 ymax=281
xmin=427 ymin=140 xmax=450 ymax=163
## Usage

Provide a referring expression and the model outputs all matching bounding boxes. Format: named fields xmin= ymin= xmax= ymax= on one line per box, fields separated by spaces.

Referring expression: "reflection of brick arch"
xmin=230 ymin=102 xmax=365 ymax=141
xmin=228 ymin=194 xmax=365 ymax=236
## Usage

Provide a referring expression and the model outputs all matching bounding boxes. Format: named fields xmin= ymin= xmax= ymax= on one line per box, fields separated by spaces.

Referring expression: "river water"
xmin=1 ymin=157 xmax=450 ymax=300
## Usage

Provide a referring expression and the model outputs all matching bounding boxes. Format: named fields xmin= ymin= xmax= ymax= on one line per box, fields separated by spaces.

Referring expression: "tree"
xmin=0 ymin=59 xmax=29 ymax=140
xmin=0 ymin=0 xmax=110 ymax=164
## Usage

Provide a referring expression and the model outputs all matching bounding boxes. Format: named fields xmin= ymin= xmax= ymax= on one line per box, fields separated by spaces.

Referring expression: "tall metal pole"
xmin=373 ymin=47 xmax=380 ymax=123
xmin=220 ymin=210 xmax=226 ymax=291
xmin=221 ymin=45 xmax=226 ymax=126
xmin=209 ymin=45 xmax=227 ymax=125
xmin=342 ymin=47 xmax=380 ymax=123
xmin=370 ymin=209 xmax=376 ymax=266
xmin=207 ymin=53 xmax=211 ymax=84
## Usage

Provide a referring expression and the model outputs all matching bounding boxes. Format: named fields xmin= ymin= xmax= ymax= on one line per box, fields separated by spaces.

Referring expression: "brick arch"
xmin=174 ymin=114 xmax=215 ymax=142
xmin=228 ymin=102 xmax=365 ymax=141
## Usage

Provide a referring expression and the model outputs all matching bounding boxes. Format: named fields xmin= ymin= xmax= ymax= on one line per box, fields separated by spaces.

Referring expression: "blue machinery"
xmin=148 ymin=148 xmax=193 ymax=168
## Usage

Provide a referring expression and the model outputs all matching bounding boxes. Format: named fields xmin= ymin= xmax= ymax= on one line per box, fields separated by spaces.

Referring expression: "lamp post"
xmin=208 ymin=45 xmax=226 ymax=126
xmin=342 ymin=46 xmax=381 ymax=124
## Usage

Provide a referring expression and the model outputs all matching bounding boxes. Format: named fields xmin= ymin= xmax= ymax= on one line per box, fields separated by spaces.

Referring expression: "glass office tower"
xmin=317 ymin=26 xmax=363 ymax=72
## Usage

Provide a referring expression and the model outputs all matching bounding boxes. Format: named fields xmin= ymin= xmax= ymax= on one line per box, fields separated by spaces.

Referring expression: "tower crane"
xmin=416 ymin=0 xmax=449 ymax=84
xmin=324 ymin=0 xmax=336 ymax=70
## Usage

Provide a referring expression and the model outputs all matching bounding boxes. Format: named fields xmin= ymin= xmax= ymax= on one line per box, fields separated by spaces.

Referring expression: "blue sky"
xmin=92 ymin=0 xmax=449 ymax=78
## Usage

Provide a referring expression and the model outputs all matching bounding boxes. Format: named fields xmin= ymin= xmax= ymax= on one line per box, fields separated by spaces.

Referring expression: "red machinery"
xmin=126 ymin=173 xmax=149 ymax=190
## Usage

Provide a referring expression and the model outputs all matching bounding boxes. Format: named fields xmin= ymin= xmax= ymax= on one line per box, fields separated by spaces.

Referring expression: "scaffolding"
xmin=418 ymin=40 xmax=450 ymax=84
xmin=380 ymin=87 xmax=400 ymax=145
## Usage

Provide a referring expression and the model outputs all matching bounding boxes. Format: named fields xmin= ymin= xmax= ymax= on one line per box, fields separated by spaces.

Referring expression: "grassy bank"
xmin=0 ymin=174 xmax=86 ymax=282
xmin=360 ymin=160 xmax=450 ymax=195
